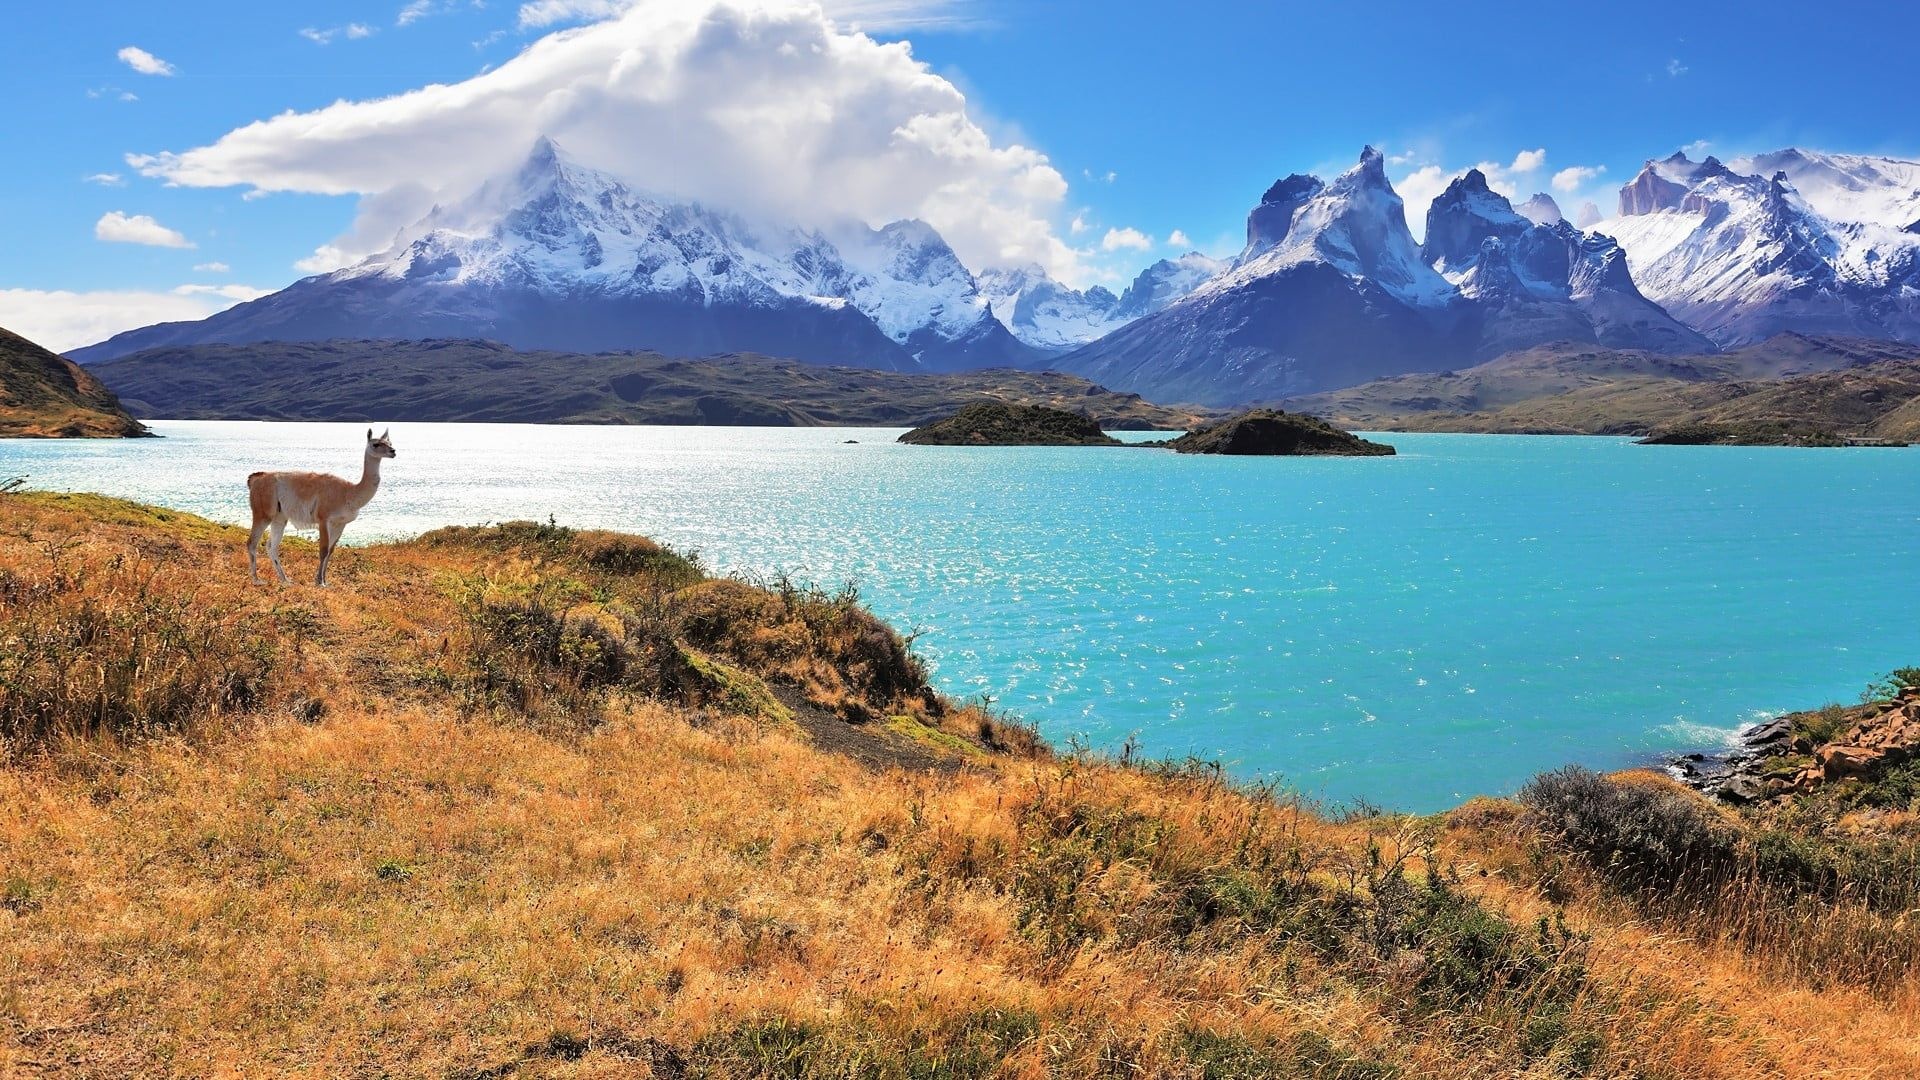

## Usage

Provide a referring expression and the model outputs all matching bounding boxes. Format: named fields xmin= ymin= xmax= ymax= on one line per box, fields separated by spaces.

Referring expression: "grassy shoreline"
xmin=3 ymin=490 xmax=1918 ymax=1077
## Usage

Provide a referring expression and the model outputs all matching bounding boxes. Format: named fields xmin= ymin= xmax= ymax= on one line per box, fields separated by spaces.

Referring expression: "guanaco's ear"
xmin=381 ymin=428 xmax=390 ymax=440
xmin=367 ymin=428 xmax=373 ymax=441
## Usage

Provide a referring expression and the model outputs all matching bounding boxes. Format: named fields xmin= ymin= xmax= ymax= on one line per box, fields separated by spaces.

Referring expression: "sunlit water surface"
xmin=6 ymin=421 xmax=1918 ymax=811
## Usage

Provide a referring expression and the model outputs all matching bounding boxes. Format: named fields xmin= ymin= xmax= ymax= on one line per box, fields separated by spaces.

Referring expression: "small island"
xmin=897 ymin=401 xmax=1123 ymax=446
xmin=899 ymin=402 xmax=1398 ymax=456
xmin=1163 ymin=409 xmax=1396 ymax=456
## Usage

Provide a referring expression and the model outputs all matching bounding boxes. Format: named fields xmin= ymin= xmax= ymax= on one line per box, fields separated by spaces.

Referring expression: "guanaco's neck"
xmin=354 ymin=452 xmax=384 ymax=506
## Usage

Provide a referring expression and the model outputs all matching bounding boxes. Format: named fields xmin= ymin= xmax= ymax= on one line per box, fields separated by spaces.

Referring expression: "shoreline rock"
xmin=1671 ymin=686 xmax=1920 ymax=802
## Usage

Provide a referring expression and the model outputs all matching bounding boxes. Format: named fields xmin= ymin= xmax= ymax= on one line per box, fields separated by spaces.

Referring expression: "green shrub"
xmin=1864 ymin=666 xmax=1920 ymax=702
xmin=1518 ymin=767 xmax=1736 ymax=893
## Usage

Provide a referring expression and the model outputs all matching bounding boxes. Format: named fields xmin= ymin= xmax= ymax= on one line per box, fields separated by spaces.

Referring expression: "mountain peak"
xmin=1619 ymin=161 xmax=1689 ymax=216
xmin=1351 ymin=145 xmax=1388 ymax=183
xmin=514 ymin=135 xmax=573 ymax=186
xmin=1456 ymin=168 xmax=1494 ymax=194
xmin=1261 ymin=173 xmax=1323 ymax=206
xmin=1516 ymin=192 xmax=1564 ymax=227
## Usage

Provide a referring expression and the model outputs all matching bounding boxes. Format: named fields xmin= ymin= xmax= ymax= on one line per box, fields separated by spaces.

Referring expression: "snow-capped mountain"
xmin=1113 ymin=252 xmax=1228 ymax=319
xmin=1054 ymin=148 xmax=1706 ymax=406
xmin=1422 ymin=170 xmax=1711 ymax=357
xmin=1590 ymin=149 xmax=1920 ymax=346
xmin=976 ymin=252 xmax=1226 ymax=352
xmin=73 ymin=138 xmax=1036 ymax=371
xmin=975 ymin=266 xmax=1124 ymax=351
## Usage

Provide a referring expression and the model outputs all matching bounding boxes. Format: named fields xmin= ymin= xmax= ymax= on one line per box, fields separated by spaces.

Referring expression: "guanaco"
xmin=247 ymin=429 xmax=397 ymax=586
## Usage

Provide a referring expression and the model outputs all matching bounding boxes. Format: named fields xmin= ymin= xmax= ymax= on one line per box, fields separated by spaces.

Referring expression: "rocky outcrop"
xmin=1162 ymin=409 xmax=1395 ymax=456
xmin=897 ymin=402 xmax=1120 ymax=446
xmin=1243 ymin=174 xmax=1326 ymax=260
xmin=1619 ymin=162 xmax=1689 ymax=215
xmin=1674 ymin=686 xmax=1920 ymax=802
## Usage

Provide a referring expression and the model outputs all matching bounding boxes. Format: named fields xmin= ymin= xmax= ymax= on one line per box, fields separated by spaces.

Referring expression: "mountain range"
xmin=1056 ymin=149 xmax=1715 ymax=404
xmin=70 ymin=138 xmax=1218 ymax=374
xmin=68 ymin=138 xmax=1920 ymax=410
xmin=1590 ymin=149 xmax=1920 ymax=348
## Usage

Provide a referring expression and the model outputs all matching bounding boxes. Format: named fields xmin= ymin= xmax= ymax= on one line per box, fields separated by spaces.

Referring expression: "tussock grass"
xmin=1520 ymin=767 xmax=1920 ymax=991
xmin=2 ymin=492 xmax=1918 ymax=1077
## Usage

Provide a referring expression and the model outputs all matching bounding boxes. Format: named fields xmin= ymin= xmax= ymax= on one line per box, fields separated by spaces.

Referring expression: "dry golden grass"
xmin=3 ymin=491 xmax=1918 ymax=1077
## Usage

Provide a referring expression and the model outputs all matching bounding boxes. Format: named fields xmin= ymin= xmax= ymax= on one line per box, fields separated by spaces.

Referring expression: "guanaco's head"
xmin=366 ymin=428 xmax=397 ymax=459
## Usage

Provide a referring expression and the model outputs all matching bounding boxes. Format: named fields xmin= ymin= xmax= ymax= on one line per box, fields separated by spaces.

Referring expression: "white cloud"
xmin=1101 ymin=227 xmax=1152 ymax=252
xmin=193 ymin=261 xmax=231 ymax=272
xmin=94 ymin=211 xmax=195 ymax=249
xmin=130 ymin=0 xmax=1082 ymax=280
xmin=1667 ymin=58 xmax=1688 ymax=78
xmin=1069 ymin=212 xmax=1089 ymax=235
xmin=117 ymin=46 xmax=175 ymax=76
xmin=1682 ymin=139 xmax=1712 ymax=157
xmin=1393 ymin=148 xmax=1564 ymax=241
xmin=518 ymin=0 xmax=619 ymax=26
xmin=1167 ymin=228 xmax=1190 ymax=247
xmin=1082 ymin=168 xmax=1117 ymax=184
xmin=293 ymin=245 xmax=355 ymax=273
xmin=0 ymin=288 xmax=258 ymax=352
xmin=172 ymin=283 xmax=274 ymax=301
xmin=86 ymin=86 xmax=139 ymax=102
xmin=517 ymin=0 xmax=979 ymax=32
xmin=399 ymin=0 xmax=483 ymax=25
xmin=302 ymin=23 xmax=376 ymax=44
xmin=1392 ymin=165 xmax=1454 ymax=242
xmin=84 ymin=173 xmax=125 ymax=186
xmin=1551 ymin=164 xmax=1605 ymax=193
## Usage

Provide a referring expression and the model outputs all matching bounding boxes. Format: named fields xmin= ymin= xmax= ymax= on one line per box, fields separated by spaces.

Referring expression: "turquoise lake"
xmin=5 ymin=420 xmax=1917 ymax=811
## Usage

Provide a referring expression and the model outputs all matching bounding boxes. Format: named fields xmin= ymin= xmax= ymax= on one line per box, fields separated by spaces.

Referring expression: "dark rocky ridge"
xmin=896 ymin=402 xmax=1121 ymax=446
xmin=90 ymin=338 xmax=1212 ymax=429
xmin=1284 ymin=334 xmax=1920 ymax=440
xmin=1163 ymin=409 xmax=1395 ymax=456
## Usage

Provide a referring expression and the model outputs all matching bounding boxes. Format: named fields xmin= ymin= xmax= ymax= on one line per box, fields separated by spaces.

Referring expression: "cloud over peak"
xmin=130 ymin=0 xmax=1080 ymax=281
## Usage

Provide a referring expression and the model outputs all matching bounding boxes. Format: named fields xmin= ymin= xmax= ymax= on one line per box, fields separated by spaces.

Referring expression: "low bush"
xmin=1520 ymin=766 xmax=1920 ymax=989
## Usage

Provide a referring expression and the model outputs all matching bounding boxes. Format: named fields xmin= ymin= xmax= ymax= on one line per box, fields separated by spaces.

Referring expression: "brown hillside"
xmin=0 ymin=326 xmax=148 ymax=438
xmin=1 ymin=492 xmax=1917 ymax=1077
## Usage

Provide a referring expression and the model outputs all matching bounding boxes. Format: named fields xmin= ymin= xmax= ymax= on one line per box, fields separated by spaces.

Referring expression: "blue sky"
xmin=4 ymin=0 xmax=1915 ymax=349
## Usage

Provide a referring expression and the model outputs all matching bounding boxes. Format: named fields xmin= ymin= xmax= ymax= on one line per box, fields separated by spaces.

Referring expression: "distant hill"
xmin=91 ymin=338 xmax=1209 ymax=429
xmin=0 ymin=325 xmax=147 ymax=438
xmin=1285 ymin=334 xmax=1920 ymax=437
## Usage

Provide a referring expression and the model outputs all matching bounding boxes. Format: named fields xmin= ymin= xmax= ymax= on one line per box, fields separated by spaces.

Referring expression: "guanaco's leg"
xmin=315 ymin=520 xmax=335 ymax=587
xmin=247 ymin=521 xmax=267 ymax=584
xmin=267 ymin=520 xmax=290 ymax=584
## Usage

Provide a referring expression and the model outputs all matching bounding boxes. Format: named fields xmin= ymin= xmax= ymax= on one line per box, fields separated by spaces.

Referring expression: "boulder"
xmin=1817 ymin=745 xmax=1882 ymax=778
